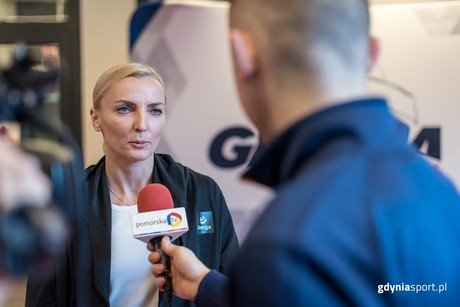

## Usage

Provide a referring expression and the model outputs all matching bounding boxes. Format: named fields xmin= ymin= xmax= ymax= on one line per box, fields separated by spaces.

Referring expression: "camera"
xmin=0 ymin=43 xmax=85 ymax=277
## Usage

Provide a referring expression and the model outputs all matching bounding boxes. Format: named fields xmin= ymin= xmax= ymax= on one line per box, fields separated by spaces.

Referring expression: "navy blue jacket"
xmin=197 ymin=98 xmax=460 ymax=307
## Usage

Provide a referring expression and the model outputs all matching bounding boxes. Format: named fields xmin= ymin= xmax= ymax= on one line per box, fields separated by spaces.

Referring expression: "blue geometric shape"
xmin=130 ymin=1 xmax=163 ymax=50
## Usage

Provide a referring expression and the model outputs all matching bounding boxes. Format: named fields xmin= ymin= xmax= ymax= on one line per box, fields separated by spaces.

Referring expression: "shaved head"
xmin=230 ymin=0 xmax=370 ymax=83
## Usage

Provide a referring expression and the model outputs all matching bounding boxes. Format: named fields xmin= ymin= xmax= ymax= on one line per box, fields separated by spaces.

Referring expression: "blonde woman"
xmin=26 ymin=63 xmax=239 ymax=307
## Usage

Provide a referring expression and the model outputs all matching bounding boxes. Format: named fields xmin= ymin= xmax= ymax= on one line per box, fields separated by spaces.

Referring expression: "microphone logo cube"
xmin=167 ymin=212 xmax=182 ymax=227
xmin=131 ymin=207 xmax=189 ymax=243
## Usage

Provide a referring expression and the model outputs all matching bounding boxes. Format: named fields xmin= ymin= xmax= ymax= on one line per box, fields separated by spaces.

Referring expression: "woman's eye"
xmin=150 ymin=108 xmax=163 ymax=116
xmin=117 ymin=106 xmax=131 ymax=114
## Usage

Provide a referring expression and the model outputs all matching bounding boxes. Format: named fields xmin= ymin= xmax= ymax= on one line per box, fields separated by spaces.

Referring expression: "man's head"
xmin=229 ymin=0 xmax=378 ymax=142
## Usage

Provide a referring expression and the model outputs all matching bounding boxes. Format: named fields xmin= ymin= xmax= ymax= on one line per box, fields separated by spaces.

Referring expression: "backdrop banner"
xmin=369 ymin=2 xmax=460 ymax=185
xmin=131 ymin=0 xmax=460 ymax=241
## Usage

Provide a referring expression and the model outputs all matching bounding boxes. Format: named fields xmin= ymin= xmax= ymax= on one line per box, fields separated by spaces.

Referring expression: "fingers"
xmin=151 ymin=261 xmax=167 ymax=291
xmin=147 ymin=242 xmax=154 ymax=252
xmin=147 ymin=236 xmax=173 ymax=258
xmin=153 ymin=275 xmax=166 ymax=290
xmin=160 ymin=236 xmax=174 ymax=254
xmin=149 ymin=237 xmax=176 ymax=293
xmin=148 ymin=245 xmax=166 ymax=281
xmin=148 ymin=250 xmax=161 ymax=264
xmin=151 ymin=263 xmax=165 ymax=276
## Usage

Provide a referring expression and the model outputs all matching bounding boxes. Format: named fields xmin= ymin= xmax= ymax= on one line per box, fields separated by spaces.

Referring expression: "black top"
xmin=26 ymin=153 xmax=239 ymax=307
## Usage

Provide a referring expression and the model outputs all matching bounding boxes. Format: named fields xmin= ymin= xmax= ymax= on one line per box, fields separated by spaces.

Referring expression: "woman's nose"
xmin=134 ymin=111 xmax=148 ymax=132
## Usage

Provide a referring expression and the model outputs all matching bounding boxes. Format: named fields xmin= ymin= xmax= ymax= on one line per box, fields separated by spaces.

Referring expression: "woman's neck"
xmin=105 ymin=156 xmax=154 ymax=206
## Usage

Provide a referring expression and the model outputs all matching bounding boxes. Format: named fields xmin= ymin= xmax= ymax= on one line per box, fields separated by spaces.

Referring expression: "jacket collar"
xmin=243 ymin=98 xmax=408 ymax=188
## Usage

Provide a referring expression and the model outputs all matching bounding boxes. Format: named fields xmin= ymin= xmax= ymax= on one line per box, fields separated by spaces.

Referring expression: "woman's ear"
xmin=230 ymin=29 xmax=257 ymax=80
xmin=367 ymin=35 xmax=381 ymax=73
xmin=90 ymin=107 xmax=101 ymax=132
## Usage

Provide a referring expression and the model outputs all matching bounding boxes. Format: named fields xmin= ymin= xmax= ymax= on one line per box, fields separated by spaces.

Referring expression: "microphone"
xmin=132 ymin=184 xmax=189 ymax=305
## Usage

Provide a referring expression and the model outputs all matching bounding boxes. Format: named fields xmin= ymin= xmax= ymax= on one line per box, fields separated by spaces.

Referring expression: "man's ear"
xmin=230 ymin=29 xmax=257 ymax=80
xmin=90 ymin=107 xmax=101 ymax=132
xmin=367 ymin=35 xmax=380 ymax=73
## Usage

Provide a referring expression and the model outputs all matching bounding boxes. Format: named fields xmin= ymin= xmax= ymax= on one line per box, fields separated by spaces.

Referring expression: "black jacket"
xmin=26 ymin=154 xmax=239 ymax=307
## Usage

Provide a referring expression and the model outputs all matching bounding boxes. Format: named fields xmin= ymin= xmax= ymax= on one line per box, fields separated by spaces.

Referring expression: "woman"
xmin=25 ymin=63 xmax=239 ymax=306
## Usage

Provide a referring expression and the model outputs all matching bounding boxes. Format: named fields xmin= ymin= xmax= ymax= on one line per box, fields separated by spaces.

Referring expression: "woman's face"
xmin=91 ymin=76 xmax=166 ymax=163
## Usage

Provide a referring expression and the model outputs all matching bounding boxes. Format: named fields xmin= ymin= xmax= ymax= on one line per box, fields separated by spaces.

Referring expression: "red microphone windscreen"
xmin=137 ymin=183 xmax=174 ymax=213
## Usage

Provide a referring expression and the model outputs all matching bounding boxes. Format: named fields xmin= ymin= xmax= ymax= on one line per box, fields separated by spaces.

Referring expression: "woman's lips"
xmin=129 ymin=140 xmax=151 ymax=148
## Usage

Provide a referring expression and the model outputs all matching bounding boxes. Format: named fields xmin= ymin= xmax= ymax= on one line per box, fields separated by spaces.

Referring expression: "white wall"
xmin=80 ymin=0 xmax=137 ymax=166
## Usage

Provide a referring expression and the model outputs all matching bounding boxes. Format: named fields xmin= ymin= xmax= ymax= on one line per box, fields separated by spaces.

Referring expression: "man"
xmin=150 ymin=0 xmax=460 ymax=306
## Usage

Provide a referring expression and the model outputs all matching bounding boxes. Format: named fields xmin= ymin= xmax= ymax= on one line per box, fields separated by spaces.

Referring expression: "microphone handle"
xmin=152 ymin=237 xmax=173 ymax=305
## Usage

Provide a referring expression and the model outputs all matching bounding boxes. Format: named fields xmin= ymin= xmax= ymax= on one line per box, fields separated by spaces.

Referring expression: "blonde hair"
xmin=92 ymin=63 xmax=166 ymax=109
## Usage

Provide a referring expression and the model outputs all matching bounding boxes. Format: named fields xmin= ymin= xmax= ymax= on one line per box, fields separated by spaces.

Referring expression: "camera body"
xmin=0 ymin=44 xmax=83 ymax=277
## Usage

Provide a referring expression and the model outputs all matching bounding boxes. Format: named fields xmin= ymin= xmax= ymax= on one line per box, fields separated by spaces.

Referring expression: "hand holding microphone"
xmin=132 ymin=184 xmax=189 ymax=305
xmin=133 ymin=184 xmax=212 ymax=303
xmin=148 ymin=236 xmax=211 ymax=301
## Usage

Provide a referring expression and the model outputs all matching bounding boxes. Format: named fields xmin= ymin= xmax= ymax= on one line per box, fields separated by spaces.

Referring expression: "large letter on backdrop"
xmin=368 ymin=2 xmax=460 ymax=181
